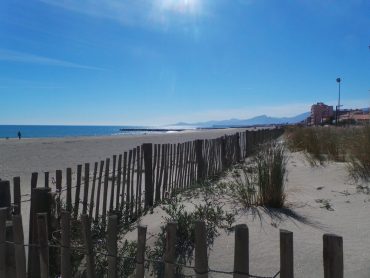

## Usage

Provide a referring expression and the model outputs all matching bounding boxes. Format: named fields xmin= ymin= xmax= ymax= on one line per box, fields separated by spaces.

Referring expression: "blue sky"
xmin=0 ymin=0 xmax=369 ymax=125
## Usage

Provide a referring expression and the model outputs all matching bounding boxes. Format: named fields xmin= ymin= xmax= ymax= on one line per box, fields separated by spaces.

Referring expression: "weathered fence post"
xmin=95 ymin=160 xmax=105 ymax=220
xmin=143 ymin=143 xmax=153 ymax=209
xmin=323 ymin=234 xmax=343 ymax=278
xmin=0 ymin=208 xmax=6 ymax=278
xmin=13 ymin=214 xmax=27 ymax=278
xmin=195 ymin=221 xmax=208 ymax=278
xmin=234 ymin=224 xmax=249 ymax=278
xmin=31 ymin=172 xmax=38 ymax=189
xmin=89 ymin=162 xmax=99 ymax=219
xmin=66 ymin=168 xmax=72 ymax=213
xmin=73 ymin=164 xmax=82 ymax=219
xmin=0 ymin=180 xmax=11 ymax=209
xmin=136 ymin=225 xmax=147 ymax=278
xmin=164 ymin=222 xmax=177 ymax=278
xmin=109 ymin=155 xmax=117 ymax=212
xmin=82 ymin=163 xmax=90 ymax=215
xmin=81 ymin=214 xmax=96 ymax=278
xmin=220 ymin=137 xmax=227 ymax=171
xmin=56 ymin=170 xmax=62 ymax=217
xmin=61 ymin=211 xmax=71 ymax=278
xmin=107 ymin=214 xmax=118 ymax=278
xmin=0 ymin=182 xmax=11 ymax=276
xmin=13 ymin=177 xmax=21 ymax=215
xmin=115 ymin=155 xmax=122 ymax=212
xmin=28 ymin=187 xmax=51 ymax=278
xmin=37 ymin=213 xmax=49 ymax=278
xmin=280 ymin=229 xmax=294 ymax=278
xmin=102 ymin=158 xmax=110 ymax=227
xmin=236 ymin=133 xmax=241 ymax=162
xmin=44 ymin=172 xmax=49 ymax=188
xmin=195 ymin=140 xmax=205 ymax=181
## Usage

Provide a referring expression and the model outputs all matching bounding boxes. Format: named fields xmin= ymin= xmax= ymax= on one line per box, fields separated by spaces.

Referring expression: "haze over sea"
xmin=0 ymin=125 xmax=194 ymax=139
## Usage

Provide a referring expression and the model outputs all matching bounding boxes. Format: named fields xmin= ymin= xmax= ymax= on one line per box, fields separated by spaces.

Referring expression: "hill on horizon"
xmin=175 ymin=112 xmax=310 ymax=128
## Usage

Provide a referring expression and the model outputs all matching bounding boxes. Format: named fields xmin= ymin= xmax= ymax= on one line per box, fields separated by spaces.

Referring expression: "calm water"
xmin=0 ymin=125 xmax=192 ymax=139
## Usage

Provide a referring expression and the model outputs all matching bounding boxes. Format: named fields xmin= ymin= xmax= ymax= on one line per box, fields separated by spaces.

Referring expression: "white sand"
xmin=1 ymin=130 xmax=369 ymax=277
xmin=127 ymin=151 xmax=370 ymax=277
xmin=0 ymin=128 xmax=253 ymax=253
xmin=0 ymin=128 xmax=250 ymax=184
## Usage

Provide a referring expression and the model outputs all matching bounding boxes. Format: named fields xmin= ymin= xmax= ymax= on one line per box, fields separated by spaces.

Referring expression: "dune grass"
xmin=347 ymin=126 xmax=370 ymax=182
xmin=285 ymin=126 xmax=346 ymax=164
xmin=285 ymin=125 xmax=370 ymax=181
xmin=231 ymin=140 xmax=287 ymax=208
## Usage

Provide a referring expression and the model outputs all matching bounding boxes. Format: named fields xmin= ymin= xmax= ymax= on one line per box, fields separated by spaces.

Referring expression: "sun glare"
xmin=159 ymin=0 xmax=201 ymax=15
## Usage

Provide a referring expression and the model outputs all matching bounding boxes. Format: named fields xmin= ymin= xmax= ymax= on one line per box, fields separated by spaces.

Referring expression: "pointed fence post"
xmin=73 ymin=165 xmax=82 ymax=219
xmin=13 ymin=177 xmax=21 ymax=215
xmin=323 ymin=234 xmax=343 ymax=278
xmin=280 ymin=229 xmax=294 ymax=278
xmin=233 ymin=224 xmax=249 ymax=278
xmin=13 ymin=214 xmax=27 ymax=278
xmin=66 ymin=168 xmax=72 ymax=213
xmin=164 ymin=222 xmax=177 ymax=278
xmin=82 ymin=163 xmax=90 ymax=215
xmin=143 ymin=144 xmax=153 ymax=209
xmin=135 ymin=225 xmax=147 ymax=278
xmin=107 ymin=214 xmax=118 ymax=278
xmin=195 ymin=140 xmax=205 ymax=182
xmin=0 ymin=180 xmax=11 ymax=209
xmin=195 ymin=221 xmax=208 ymax=278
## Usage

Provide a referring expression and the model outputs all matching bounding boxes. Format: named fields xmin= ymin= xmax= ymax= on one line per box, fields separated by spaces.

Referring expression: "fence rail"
xmin=0 ymin=128 xmax=344 ymax=278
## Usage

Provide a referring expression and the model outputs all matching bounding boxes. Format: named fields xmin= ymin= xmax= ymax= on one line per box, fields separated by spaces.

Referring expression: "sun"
xmin=159 ymin=0 xmax=201 ymax=15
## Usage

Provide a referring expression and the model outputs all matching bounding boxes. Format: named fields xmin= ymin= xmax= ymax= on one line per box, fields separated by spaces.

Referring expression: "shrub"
xmin=146 ymin=194 xmax=235 ymax=276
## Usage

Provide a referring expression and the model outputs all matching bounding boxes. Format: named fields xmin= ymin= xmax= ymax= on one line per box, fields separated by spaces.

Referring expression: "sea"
xmin=0 ymin=125 xmax=196 ymax=139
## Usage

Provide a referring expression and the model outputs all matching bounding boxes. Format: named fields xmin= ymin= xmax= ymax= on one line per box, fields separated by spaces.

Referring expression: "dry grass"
xmin=347 ymin=126 xmax=370 ymax=182
xmin=285 ymin=125 xmax=370 ymax=181
xmin=285 ymin=126 xmax=346 ymax=164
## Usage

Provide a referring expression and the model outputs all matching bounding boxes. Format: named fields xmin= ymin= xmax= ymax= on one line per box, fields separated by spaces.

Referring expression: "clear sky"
xmin=1 ymin=0 xmax=369 ymax=125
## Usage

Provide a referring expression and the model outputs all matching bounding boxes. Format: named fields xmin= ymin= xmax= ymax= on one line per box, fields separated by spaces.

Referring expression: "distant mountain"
xmin=174 ymin=112 xmax=310 ymax=128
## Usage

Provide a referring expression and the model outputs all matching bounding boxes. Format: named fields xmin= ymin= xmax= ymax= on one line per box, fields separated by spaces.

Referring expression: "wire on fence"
xmin=4 ymin=239 xmax=280 ymax=278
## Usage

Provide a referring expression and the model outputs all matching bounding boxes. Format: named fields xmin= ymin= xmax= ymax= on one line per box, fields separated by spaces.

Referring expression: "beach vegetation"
xmin=285 ymin=125 xmax=370 ymax=181
xmin=230 ymin=140 xmax=287 ymax=208
xmin=146 ymin=192 xmax=235 ymax=276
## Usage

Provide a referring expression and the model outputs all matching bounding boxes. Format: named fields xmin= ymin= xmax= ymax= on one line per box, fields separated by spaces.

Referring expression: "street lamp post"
xmin=336 ymin=77 xmax=341 ymax=125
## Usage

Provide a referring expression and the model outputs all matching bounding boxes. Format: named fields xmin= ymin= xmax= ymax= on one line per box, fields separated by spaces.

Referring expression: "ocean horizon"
xmin=0 ymin=125 xmax=196 ymax=139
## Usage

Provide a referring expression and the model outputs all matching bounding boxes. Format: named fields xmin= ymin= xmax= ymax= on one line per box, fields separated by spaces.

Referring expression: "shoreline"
xmin=0 ymin=127 xmax=255 ymax=182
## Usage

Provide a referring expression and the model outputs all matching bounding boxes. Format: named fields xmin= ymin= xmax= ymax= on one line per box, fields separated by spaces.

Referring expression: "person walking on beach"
xmin=17 ymin=131 xmax=21 ymax=140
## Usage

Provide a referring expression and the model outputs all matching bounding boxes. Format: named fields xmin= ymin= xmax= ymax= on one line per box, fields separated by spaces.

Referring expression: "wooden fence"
xmin=0 ymin=212 xmax=343 ymax=278
xmin=0 ymin=128 xmax=310 ymax=277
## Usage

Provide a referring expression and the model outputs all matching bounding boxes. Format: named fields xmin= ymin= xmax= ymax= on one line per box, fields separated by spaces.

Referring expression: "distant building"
xmin=339 ymin=109 xmax=370 ymax=124
xmin=310 ymin=102 xmax=334 ymax=125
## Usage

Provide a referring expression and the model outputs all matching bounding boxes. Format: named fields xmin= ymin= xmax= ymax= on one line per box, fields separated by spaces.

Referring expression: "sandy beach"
xmin=126 ymin=151 xmax=370 ymax=277
xmin=0 ymin=127 xmax=252 ymax=247
xmin=0 ymin=128 xmax=251 ymax=185
xmin=1 ymin=129 xmax=369 ymax=277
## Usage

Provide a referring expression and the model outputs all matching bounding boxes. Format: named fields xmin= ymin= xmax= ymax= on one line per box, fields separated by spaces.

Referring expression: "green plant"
xmin=230 ymin=140 xmax=287 ymax=208
xmin=255 ymin=141 xmax=287 ymax=207
xmin=146 ymin=194 xmax=235 ymax=276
